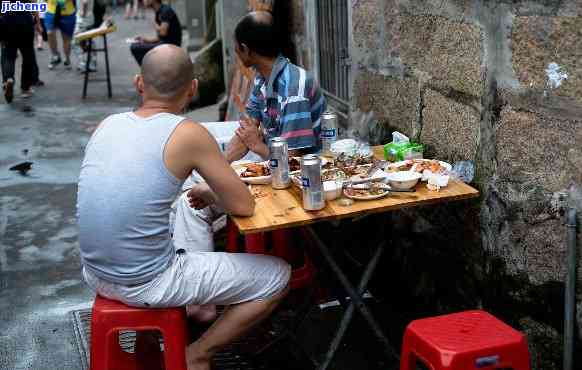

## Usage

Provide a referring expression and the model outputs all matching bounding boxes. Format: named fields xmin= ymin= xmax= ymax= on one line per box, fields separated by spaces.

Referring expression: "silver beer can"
xmin=320 ymin=110 xmax=338 ymax=155
xmin=269 ymin=137 xmax=290 ymax=189
xmin=300 ymin=154 xmax=325 ymax=211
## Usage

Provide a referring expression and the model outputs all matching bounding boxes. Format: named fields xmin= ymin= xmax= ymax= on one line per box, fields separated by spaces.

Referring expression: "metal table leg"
xmin=305 ymin=226 xmax=399 ymax=369
xmin=103 ymin=35 xmax=112 ymax=98
xmin=82 ymin=40 xmax=92 ymax=99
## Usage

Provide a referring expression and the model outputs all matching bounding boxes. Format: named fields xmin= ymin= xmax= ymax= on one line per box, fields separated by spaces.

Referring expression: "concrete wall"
xmin=290 ymin=0 xmax=582 ymax=367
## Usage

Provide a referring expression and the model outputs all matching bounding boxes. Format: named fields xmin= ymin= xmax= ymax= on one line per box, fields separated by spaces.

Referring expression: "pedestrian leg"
xmin=61 ymin=33 xmax=72 ymax=67
xmin=1 ymin=41 xmax=18 ymax=83
xmin=1 ymin=41 xmax=17 ymax=103
xmin=18 ymin=29 xmax=36 ymax=94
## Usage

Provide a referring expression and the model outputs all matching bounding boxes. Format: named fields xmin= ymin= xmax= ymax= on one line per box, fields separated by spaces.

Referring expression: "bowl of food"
xmin=235 ymin=162 xmax=272 ymax=185
xmin=386 ymin=171 xmax=422 ymax=190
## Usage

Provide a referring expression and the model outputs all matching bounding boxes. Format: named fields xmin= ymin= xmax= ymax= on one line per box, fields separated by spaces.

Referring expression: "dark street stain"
xmin=9 ymin=162 xmax=33 ymax=176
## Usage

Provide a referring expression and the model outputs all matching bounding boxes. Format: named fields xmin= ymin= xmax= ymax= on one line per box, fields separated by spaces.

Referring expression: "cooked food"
xmin=345 ymin=183 xmax=388 ymax=197
xmin=412 ymin=159 xmax=446 ymax=174
xmin=288 ymin=157 xmax=301 ymax=172
xmin=322 ymin=161 xmax=335 ymax=170
xmin=386 ymin=159 xmax=447 ymax=174
xmin=240 ymin=163 xmax=270 ymax=178
xmin=334 ymin=164 xmax=371 ymax=179
xmin=335 ymin=152 xmax=374 ymax=168
xmin=321 ymin=169 xmax=347 ymax=182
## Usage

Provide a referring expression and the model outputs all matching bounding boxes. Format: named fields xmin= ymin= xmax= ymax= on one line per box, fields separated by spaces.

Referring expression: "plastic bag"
xmin=450 ymin=161 xmax=475 ymax=183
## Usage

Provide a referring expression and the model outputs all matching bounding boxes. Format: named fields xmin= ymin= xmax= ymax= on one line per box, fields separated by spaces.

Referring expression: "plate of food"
xmin=235 ymin=162 xmax=272 ymax=184
xmin=343 ymin=183 xmax=391 ymax=201
xmin=385 ymin=159 xmax=452 ymax=175
xmin=289 ymin=156 xmax=332 ymax=174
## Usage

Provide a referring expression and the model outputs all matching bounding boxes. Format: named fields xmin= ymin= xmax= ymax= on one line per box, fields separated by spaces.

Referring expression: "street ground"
xmin=0 ymin=10 xmax=397 ymax=370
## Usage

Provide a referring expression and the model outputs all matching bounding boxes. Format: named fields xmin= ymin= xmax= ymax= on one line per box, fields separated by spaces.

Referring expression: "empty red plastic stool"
xmin=90 ymin=295 xmax=189 ymax=370
xmin=400 ymin=310 xmax=531 ymax=370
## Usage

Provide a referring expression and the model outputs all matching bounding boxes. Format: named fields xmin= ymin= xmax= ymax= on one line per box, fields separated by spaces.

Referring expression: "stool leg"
xmin=103 ymin=35 xmax=112 ymax=98
xmin=161 ymin=325 xmax=189 ymax=370
xmin=89 ymin=323 xmax=108 ymax=370
xmin=399 ymin=352 xmax=416 ymax=370
xmin=511 ymin=345 xmax=532 ymax=370
xmin=83 ymin=41 xmax=92 ymax=99
xmin=245 ymin=233 xmax=266 ymax=254
xmin=225 ymin=220 xmax=240 ymax=253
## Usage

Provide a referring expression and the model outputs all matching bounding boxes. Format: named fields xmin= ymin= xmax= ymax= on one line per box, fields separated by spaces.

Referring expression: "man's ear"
xmin=134 ymin=74 xmax=144 ymax=95
xmin=240 ymin=43 xmax=251 ymax=58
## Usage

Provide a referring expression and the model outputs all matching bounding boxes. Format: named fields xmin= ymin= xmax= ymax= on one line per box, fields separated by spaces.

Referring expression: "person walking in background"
xmin=124 ymin=0 xmax=144 ymax=20
xmin=129 ymin=0 xmax=181 ymax=65
xmin=45 ymin=0 xmax=77 ymax=70
xmin=1 ymin=0 xmax=43 ymax=102
xmin=35 ymin=0 xmax=48 ymax=50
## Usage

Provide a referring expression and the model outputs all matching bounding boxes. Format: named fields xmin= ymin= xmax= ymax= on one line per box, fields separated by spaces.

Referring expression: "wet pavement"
xmin=0 ymin=10 xmax=398 ymax=370
xmin=1 ymin=11 xmax=169 ymax=370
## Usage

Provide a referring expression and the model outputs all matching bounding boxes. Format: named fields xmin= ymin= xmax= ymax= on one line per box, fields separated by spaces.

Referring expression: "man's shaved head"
xmin=141 ymin=45 xmax=194 ymax=99
xmin=235 ymin=11 xmax=280 ymax=58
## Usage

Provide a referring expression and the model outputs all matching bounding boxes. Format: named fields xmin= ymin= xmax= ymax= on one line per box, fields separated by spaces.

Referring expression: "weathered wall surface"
xmin=290 ymin=0 xmax=581 ymax=368
xmin=352 ymin=1 xmax=581 ymax=368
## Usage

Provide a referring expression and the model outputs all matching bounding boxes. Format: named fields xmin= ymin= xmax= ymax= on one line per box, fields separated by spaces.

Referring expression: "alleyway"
xmin=0 ymin=9 xmax=398 ymax=370
xmin=0 ymin=12 xmax=219 ymax=370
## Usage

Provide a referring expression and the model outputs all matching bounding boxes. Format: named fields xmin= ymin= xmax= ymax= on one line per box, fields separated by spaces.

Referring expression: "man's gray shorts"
xmin=83 ymin=191 xmax=291 ymax=307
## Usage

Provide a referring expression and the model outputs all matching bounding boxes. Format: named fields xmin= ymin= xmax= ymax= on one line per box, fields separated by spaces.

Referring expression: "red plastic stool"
xmin=226 ymin=220 xmax=316 ymax=290
xmin=400 ymin=310 xmax=531 ymax=370
xmin=90 ymin=295 xmax=189 ymax=370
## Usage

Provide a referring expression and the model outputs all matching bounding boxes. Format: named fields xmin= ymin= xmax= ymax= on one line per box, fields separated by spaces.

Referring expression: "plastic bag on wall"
xmin=347 ymin=110 xmax=391 ymax=145
xmin=450 ymin=161 xmax=475 ymax=183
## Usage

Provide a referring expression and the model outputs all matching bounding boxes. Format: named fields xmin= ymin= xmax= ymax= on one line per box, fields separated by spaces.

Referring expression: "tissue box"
xmin=383 ymin=142 xmax=424 ymax=162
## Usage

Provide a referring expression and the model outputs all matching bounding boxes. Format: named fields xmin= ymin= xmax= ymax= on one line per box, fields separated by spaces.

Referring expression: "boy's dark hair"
xmin=234 ymin=12 xmax=281 ymax=58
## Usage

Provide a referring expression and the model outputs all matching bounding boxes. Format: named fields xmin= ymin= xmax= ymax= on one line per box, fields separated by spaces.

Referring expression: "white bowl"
xmin=323 ymin=181 xmax=343 ymax=200
xmin=386 ymin=171 xmax=422 ymax=190
xmin=330 ymin=139 xmax=357 ymax=157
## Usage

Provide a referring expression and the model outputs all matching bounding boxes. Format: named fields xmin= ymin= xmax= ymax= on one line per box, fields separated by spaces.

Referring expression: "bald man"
xmin=77 ymin=45 xmax=290 ymax=370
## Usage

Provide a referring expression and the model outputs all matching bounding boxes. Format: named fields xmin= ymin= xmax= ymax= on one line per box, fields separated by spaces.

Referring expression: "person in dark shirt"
xmin=1 ymin=0 xmax=43 ymax=102
xmin=129 ymin=0 xmax=182 ymax=66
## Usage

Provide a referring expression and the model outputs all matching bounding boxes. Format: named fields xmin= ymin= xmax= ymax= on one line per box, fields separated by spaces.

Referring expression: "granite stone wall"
xmin=290 ymin=0 xmax=581 ymax=367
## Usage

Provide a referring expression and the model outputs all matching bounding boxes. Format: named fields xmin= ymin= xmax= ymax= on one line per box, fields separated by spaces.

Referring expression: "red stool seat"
xmin=400 ymin=310 xmax=531 ymax=370
xmin=90 ymin=295 xmax=189 ymax=370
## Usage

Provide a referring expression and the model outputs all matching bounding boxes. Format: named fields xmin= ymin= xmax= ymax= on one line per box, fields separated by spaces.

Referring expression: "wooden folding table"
xmin=230 ymin=146 xmax=480 ymax=369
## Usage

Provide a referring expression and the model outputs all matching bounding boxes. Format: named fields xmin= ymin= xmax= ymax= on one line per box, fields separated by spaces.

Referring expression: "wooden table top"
xmin=230 ymin=146 xmax=480 ymax=234
xmin=74 ymin=24 xmax=117 ymax=42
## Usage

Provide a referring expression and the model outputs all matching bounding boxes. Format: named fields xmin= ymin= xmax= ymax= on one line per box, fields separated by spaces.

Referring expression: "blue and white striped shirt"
xmin=246 ymin=55 xmax=326 ymax=150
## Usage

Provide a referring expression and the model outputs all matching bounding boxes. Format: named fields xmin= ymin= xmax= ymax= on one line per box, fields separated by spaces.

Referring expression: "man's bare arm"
xmin=157 ymin=22 xmax=169 ymax=38
xmin=165 ymin=121 xmax=255 ymax=216
xmin=224 ymin=135 xmax=249 ymax=163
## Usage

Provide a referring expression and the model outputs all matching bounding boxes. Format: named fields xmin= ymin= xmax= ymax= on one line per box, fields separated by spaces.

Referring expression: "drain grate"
xmin=69 ymin=309 xmax=270 ymax=370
